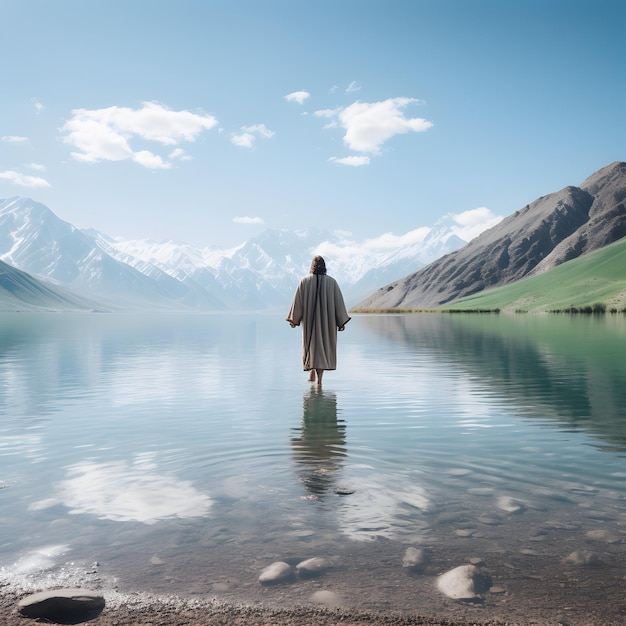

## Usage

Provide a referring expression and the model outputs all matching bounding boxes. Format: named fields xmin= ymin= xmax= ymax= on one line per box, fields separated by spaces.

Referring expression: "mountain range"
xmin=357 ymin=161 xmax=626 ymax=310
xmin=0 ymin=196 xmax=466 ymax=312
xmin=2 ymin=160 xmax=624 ymax=314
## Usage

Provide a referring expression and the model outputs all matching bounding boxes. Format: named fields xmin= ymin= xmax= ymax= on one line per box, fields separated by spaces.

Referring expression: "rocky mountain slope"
xmin=357 ymin=161 xmax=626 ymax=310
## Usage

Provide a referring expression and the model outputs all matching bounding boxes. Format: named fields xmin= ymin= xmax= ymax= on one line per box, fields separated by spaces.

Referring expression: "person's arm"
xmin=334 ymin=280 xmax=351 ymax=330
xmin=286 ymin=280 xmax=304 ymax=327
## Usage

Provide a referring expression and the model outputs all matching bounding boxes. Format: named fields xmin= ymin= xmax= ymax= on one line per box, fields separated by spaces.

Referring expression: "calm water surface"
xmin=1 ymin=312 xmax=626 ymax=622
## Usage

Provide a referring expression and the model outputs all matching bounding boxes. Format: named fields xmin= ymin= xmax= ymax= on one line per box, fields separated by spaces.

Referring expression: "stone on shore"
xmin=18 ymin=588 xmax=105 ymax=619
xmin=258 ymin=561 xmax=293 ymax=584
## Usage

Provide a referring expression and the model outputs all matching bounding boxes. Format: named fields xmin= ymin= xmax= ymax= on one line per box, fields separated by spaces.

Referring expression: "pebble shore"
xmin=0 ymin=588 xmax=520 ymax=626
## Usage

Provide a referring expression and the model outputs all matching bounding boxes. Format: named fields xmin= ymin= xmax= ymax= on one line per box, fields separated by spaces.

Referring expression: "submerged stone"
xmin=296 ymin=557 xmax=330 ymax=577
xmin=437 ymin=564 xmax=491 ymax=601
xmin=258 ymin=561 xmax=293 ymax=584
xmin=310 ymin=590 xmax=342 ymax=607
xmin=563 ymin=550 xmax=604 ymax=566
xmin=497 ymin=496 xmax=526 ymax=514
xmin=402 ymin=546 xmax=428 ymax=571
xmin=18 ymin=588 xmax=105 ymax=619
xmin=586 ymin=529 xmax=621 ymax=543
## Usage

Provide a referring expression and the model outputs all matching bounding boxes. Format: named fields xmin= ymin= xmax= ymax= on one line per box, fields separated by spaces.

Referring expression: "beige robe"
xmin=286 ymin=274 xmax=351 ymax=371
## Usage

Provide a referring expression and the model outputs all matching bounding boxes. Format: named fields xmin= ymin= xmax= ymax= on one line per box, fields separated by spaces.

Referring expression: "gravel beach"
xmin=0 ymin=589 xmax=520 ymax=626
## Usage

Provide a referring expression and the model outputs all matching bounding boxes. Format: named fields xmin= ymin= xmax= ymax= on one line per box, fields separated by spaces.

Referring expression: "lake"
xmin=1 ymin=312 xmax=626 ymax=623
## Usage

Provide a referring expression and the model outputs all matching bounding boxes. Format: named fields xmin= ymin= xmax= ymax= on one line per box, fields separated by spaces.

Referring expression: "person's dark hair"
xmin=310 ymin=255 xmax=327 ymax=275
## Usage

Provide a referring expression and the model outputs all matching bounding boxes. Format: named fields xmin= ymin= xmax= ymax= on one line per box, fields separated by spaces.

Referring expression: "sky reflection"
xmin=32 ymin=454 xmax=212 ymax=524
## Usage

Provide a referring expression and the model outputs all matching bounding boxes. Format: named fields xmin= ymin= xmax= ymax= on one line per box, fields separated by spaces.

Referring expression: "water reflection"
xmin=30 ymin=453 xmax=213 ymax=524
xmin=3 ymin=313 xmax=626 ymax=623
xmin=291 ymin=389 xmax=346 ymax=498
xmin=360 ymin=313 xmax=626 ymax=453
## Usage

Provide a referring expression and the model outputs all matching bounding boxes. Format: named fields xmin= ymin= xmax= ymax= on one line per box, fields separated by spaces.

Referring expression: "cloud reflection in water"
xmin=337 ymin=474 xmax=431 ymax=541
xmin=54 ymin=455 xmax=212 ymax=524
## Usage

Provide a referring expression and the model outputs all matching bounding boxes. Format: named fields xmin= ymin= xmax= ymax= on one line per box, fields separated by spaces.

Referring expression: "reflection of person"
xmin=286 ymin=256 xmax=351 ymax=386
xmin=291 ymin=388 xmax=346 ymax=498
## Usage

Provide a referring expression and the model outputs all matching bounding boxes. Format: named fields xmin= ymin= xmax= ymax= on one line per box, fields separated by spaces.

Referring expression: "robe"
xmin=286 ymin=273 xmax=351 ymax=371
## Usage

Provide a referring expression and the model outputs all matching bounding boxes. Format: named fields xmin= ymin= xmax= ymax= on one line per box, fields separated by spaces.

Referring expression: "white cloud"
xmin=0 ymin=170 xmax=51 ymax=188
xmin=133 ymin=150 xmax=170 ymax=169
xmin=314 ymin=227 xmax=431 ymax=263
xmin=60 ymin=101 xmax=218 ymax=168
xmin=169 ymin=148 xmax=192 ymax=161
xmin=314 ymin=107 xmax=341 ymax=119
xmin=233 ymin=216 xmax=265 ymax=224
xmin=339 ymin=98 xmax=432 ymax=153
xmin=328 ymin=155 xmax=370 ymax=167
xmin=313 ymin=108 xmax=341 ymax=129
xmin=32 ymin=98 xmax=45 ymax=112
xmin=231 ymin=123 xmax=274 ymax=149
xmin=26 ymin=162 xmax=46 ymax=171
xmin=346 ymin=80 xmax=361 ymax=93
xmin=449 ymin=207 xmax=503 ymax=241
xmin=244 ymin=123 xmax=274 ymax=139
xmin=2 ymin=135 xmax=28 ymax=143
xmin=314 ymin=97 xmax=432 ymax=157
xmin=284 ymin=90 xmax=311 ymax=104
xmin=231 ymin=132 xmax=254 ymax=148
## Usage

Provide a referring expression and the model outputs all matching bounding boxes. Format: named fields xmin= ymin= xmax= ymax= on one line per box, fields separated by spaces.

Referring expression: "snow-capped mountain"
xmin=0 ymin=197 xmax=208 ymax=309
xmin=0 ymin=196 xmax=467 ymax=310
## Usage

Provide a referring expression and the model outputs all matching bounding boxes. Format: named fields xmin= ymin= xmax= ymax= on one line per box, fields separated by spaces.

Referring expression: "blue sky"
xmin=1 ymin=0 xmax=624 ymax=248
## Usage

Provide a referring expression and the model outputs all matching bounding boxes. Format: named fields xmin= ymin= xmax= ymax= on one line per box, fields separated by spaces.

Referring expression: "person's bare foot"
xmin=315 ymin=369 xmax=323 ymax=386
xmin=308 ymin=370 xmax=316 ymax=382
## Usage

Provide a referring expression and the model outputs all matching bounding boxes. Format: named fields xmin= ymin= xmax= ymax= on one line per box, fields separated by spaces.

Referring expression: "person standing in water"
xmin=286 ymin=256 xmax=351 ymax=385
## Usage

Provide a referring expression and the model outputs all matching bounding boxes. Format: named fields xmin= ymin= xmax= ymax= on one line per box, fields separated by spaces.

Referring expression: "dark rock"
xmin=18 ymin=587 xmax=105 ymax=622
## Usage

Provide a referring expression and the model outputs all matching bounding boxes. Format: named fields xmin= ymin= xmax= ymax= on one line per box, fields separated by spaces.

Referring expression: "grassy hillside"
xmin=443 ymin=236 xmax=626 ymax=312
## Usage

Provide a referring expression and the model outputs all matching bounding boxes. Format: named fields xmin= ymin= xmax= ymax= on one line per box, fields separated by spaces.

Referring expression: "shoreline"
xmin=3 ymin=526 xmax=626 ymax=626
xmin=0 ymin=588 xmax=522 ymax=626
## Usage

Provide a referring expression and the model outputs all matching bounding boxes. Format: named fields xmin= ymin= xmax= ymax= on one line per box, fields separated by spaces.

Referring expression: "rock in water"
xmin=497 ymin=496 xmax=525 ymax=514
xmin=296 ymin=557 xmax=330 ymax=577
xmin=437 ymin=564 xmax=482 ymax=600
xmin=310 ymin=590 xmax=342 ymax=607
xmin=563 ymin=550 xmax=604 ymax=566
xmin=18 ymin=588 xmax=105 ymax=619
xmin=258 ymin=561 xmax=293 ymax=584
xmin=402 ymin=546 xmax=428 ymax=571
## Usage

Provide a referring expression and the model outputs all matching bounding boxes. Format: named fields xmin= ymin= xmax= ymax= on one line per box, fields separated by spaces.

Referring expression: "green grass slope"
xmin=444 ymin=236 xmax=626 ymax=312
